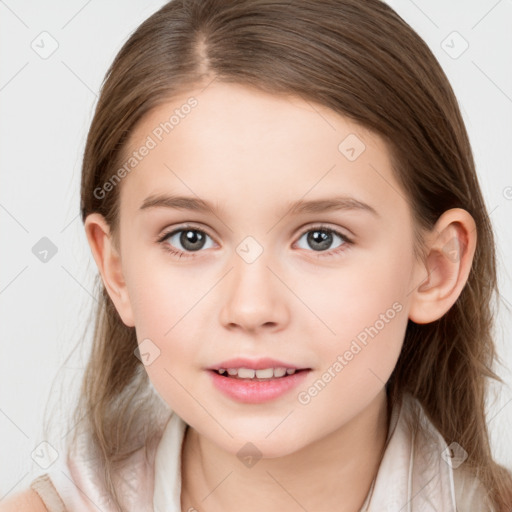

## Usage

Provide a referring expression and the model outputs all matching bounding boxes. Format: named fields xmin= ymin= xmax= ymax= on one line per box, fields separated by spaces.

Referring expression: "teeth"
xmin=218 ymin=367 xmax=298 ymax=379
xmin=255 ymin=368 xmax=274 ymax=378
xmin=238 ymin=368 xmax=256 ymax=378
xmin=273 ymin=367 xmax=287 ymax=377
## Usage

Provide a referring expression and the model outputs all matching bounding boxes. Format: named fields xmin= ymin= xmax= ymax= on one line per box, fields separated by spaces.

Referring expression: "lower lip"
xmin=208 ymin=369 xmax=310 ymax=403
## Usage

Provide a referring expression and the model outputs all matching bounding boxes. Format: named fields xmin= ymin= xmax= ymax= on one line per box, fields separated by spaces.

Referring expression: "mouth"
xmin=210 ymin=367 xmax=310 ymax=381
xmin=208 ymin=366 xmax=312 ymax=403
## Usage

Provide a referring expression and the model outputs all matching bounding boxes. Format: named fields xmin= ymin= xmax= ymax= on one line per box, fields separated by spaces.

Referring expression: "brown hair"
xmin=62 ymin=0 xmax=512 ymax=509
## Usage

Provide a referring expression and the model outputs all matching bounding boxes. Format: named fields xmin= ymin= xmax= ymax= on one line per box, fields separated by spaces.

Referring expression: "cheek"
xmin=300 ymin=245 xmax=413 ymax=387
xmin=125 ymin=255 xmax=211 ymax=359
xmin=124 ymin=242 xmax=203 ymax=334
xmin=293 ymin=262 xmax=409 ymax=427
xmin=307 ymin=243 xmax=412 ymax=334
xmin=127 ymin=270 xmax=204 ymax=412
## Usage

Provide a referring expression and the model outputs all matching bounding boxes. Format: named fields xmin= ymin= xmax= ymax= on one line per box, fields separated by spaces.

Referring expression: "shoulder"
xmin=0 ymin=488 xmax=48 ymax=512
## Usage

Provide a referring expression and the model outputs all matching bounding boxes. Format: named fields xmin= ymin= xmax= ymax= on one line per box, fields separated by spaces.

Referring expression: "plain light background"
xmin=1 ymin=0 xmax=511 ymax=499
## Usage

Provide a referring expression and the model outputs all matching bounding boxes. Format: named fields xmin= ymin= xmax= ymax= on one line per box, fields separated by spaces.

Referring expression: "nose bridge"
xmin=219 ymin=234 xmax=288 ymax=331
xmin=234 ymin=235 xmax=272 ymax=291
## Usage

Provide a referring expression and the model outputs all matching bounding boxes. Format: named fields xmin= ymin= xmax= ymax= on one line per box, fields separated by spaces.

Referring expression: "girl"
xmin=4 ymin=0 xmax=512 ymax=510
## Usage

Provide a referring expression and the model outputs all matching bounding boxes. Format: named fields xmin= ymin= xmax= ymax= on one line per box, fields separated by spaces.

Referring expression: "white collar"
xmin=153 ymin=410 xmax=187 ymax=512
xmin=367 ymin=393 xmax=457 ymax=511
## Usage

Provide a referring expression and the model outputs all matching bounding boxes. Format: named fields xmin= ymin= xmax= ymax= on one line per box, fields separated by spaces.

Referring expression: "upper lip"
xmin=206 ymin=357 xmax=310 ymax=371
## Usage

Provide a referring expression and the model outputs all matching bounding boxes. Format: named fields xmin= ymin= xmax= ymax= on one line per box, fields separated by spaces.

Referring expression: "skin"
xmin=84 ymin=81 xmax=476 ymax=512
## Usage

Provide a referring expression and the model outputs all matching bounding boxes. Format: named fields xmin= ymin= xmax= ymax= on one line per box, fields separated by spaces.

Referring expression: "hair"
xmin=61 ymin=0 xmax=512 ymax=510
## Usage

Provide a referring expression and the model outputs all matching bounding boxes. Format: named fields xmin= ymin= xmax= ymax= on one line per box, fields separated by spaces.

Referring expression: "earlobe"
xmin=84 ymin=213 xmax=135 ymax=327
xmin=408 ymin=208 xmax=477 ymax=324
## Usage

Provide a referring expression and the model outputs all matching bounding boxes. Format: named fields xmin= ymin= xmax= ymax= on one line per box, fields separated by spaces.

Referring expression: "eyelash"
xmin=156 ymin=223 xmax=353 ymax=259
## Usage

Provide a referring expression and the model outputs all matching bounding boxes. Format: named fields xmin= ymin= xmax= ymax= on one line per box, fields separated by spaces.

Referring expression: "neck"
xmin=180 ymin=388 xmax=389 ymax=512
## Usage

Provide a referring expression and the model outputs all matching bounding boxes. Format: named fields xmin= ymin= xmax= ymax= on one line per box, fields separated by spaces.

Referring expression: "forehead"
xmin=118 ymin=81 xmax=407 ymax=221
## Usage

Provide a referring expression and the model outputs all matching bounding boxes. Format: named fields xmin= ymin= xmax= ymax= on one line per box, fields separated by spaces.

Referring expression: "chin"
xmin=208 ymin=425 xmax=311 ymax=460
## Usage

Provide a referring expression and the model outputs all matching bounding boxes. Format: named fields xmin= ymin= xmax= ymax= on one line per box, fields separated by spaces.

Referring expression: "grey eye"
xmin=296 ymin=228 xmax=346 ymax=252
xmin=163 ymin=229 xmax=214 ymax=252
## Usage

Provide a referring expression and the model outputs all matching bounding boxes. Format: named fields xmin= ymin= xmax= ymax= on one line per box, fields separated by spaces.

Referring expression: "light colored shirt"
xmin=30 ymin=392 xmax=493 ymax=511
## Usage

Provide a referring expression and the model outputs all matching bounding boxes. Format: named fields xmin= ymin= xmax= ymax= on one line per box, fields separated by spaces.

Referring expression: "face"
xmin=110 ymin=81 xmax=420 ymax=457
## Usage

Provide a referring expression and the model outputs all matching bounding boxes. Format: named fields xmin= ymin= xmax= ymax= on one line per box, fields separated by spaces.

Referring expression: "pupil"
xmin=308 ymin=230 xmax=331 ymax=251
xmin=181 ymin=230 xmax=205 ymax=251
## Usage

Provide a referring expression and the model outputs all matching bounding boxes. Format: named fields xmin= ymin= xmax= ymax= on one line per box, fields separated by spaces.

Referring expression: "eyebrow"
xmin=139 ymin=193 xmax=379 ymax=217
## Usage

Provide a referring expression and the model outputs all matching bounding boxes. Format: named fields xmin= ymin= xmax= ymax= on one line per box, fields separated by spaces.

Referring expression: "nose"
xmin=219 ymin=249 xmax=290 ymax=334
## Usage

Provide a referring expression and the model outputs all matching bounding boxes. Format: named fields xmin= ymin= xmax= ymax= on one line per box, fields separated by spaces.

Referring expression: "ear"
xmin=408 ymin=208 xmax=477 ymax=324
xmin=84 ymin=213 xmax=135 ymax=327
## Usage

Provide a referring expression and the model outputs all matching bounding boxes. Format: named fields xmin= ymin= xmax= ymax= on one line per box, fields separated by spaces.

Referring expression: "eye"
xmin=157 ymin=225 xmax=215 ymax=258
xmin=157 ymin=223 xmax=353 ymax=259
xmin=294 ymin=224 xmax=352 ymax=257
